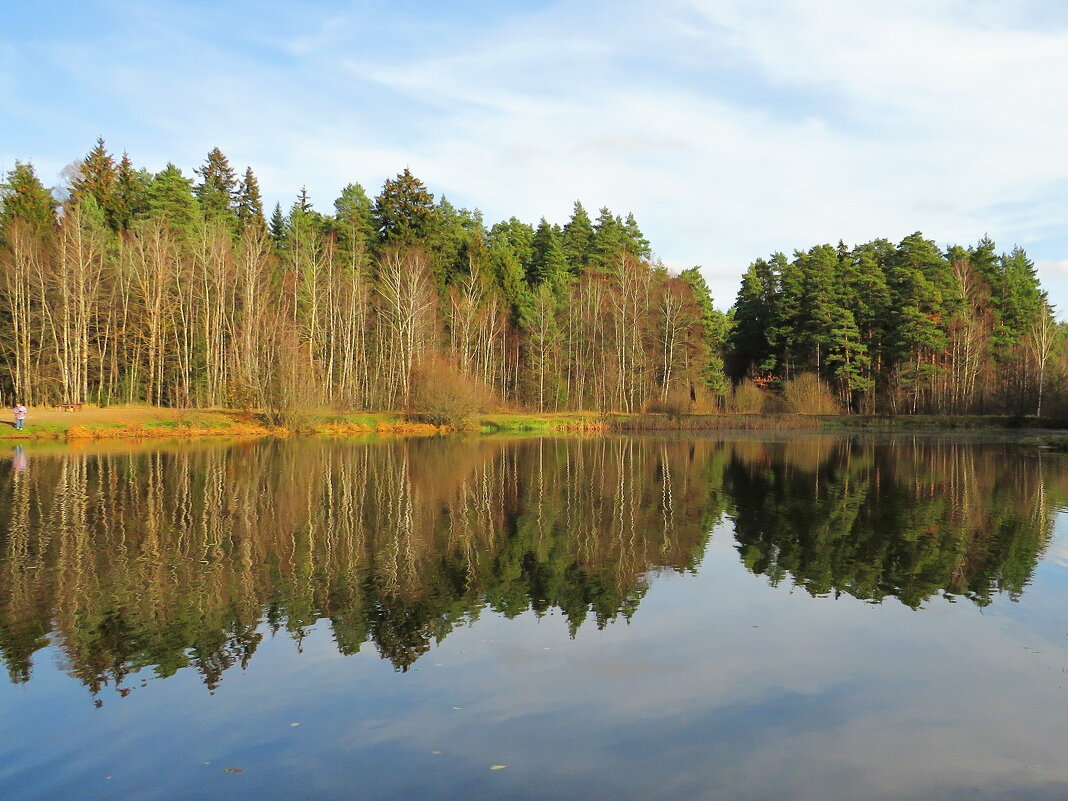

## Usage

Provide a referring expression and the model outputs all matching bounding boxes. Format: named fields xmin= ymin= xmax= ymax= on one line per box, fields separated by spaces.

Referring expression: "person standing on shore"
xmin=13 ymin=403 xmax=27 ymax=430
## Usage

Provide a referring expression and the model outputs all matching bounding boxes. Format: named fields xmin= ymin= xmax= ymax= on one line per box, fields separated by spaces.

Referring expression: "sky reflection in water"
xmin=0 ymin=435 xmax=1066 ymax=801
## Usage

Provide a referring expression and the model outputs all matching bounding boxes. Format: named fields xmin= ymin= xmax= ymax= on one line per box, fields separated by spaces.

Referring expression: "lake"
xmin=1 ymin=434 xmax=1066 ymax=800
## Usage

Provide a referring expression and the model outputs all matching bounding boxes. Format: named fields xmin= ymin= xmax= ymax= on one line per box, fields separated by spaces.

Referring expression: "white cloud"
xmin=1037 ymin=259 xmax=1068 ymax=275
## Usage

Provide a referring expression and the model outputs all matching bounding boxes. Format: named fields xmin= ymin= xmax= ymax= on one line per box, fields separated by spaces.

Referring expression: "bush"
xmin=729 ymin=379 xmax=767 ymax=413
xmin=409 ymin=358 xmax=493 ymax=429
xmin=782 ymin=373 xmax=840 ymax=414
xmin=646 ymin=388 xmax=693 ymax=417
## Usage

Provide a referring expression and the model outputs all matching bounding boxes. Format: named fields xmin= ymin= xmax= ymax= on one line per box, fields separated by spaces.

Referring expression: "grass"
xmin=478 ymin=412 xmax=608 ymax=434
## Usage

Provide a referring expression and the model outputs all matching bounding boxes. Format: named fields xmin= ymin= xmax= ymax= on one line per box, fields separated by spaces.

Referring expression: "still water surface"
xmin=0 ymin=434 xmax=1066 ymax=800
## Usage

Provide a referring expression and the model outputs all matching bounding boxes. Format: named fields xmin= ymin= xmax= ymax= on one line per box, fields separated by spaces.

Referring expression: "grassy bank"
xmin=0 ymin=406 xmax=444 ymax=441
xmin=1 ymin=406 xmax=1066 ymax=442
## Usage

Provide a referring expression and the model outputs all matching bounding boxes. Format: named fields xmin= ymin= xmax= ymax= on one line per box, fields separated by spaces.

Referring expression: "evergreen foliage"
xmin=729 ymin=234 xmax=1053 ymax=414
xmin=0 ymin=162 xmax=56 ymax=239
xmin=235 ymin=167 xmax=267 ymax=233
xmin=194 ymin=147 xmax=239 ymax=224
xmin=145 ymin=163 xmax=199 ymax=235
xmin=69 ymin=137 xmax=121 ymax=229
xmin=373 ymin=168 xmax=438 ymax=245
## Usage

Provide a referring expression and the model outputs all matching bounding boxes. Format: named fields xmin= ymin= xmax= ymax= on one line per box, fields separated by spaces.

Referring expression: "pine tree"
xmin=530 ymin=218 xmax=569 ymax=287
xmin=967 ymin=235 xmax=1001 ymax=302
xmin=591 ymin=206 xmax=626 ymax=272
xmin=562 ymin=201 xmax=594 ymax=274
xmin=623 ymin=212 xmax=651 ymax=259
xmin=333 ymin=183 xmax=375 ymax=255
xmin=826 ymin=308 xmax=872 ymax=408
xmin=763 ymin=252 xmax=802 ymax=376
xmin=839 ymin=241 xmax=891 ymax=410
xmin=796 ymin=244 xmax=840 ymax=375
xmin=886 ymin=233 xmax=953 ymax=410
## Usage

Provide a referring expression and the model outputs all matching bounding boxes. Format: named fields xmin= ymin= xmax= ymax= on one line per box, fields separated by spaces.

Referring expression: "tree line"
xmin=729 ymin=235 xmax=1061 ymax=415
xmin=0 ymin=139 xmax=724 ymax=414
xmin=0 ymin=138 xmax=1063 ymax=416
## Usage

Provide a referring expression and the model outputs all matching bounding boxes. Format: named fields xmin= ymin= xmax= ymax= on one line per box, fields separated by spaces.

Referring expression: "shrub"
xmin=729 ymin=379 xmax=766 ymax=413
xmin=782 ymin=373 xmax=840 ymax=414
xmin=646 ymin=388 xmax=693 ymax=417
xmin=409 ymin=358 xmax=493 ymax=429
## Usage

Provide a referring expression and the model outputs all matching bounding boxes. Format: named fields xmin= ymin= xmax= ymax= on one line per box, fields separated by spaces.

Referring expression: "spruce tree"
xmin=70 ymin=137 xmax=120 ymax=229
xmin=490 ymin=240 xmax=532 ymax=324
xmin=269 ymin=202 xmax=287 ymax=249
xmin=998 ymin=246 xmax=1043 ymax=346
xmin=295 ymin=186 xmax=312 ymax=215
xmin=372 ymin=168 xmax=438 ymax=245
xmin=194 ymin=147 xmax=239 ymax=223
xmin=145 ymin=163 xmax=199 ymax=236
xmin=432 ymin=195 xmax=473 ymax=286
xmin=114 ymin=153 xmax=149 ymax=229
xmin=0 ymin=162 xmax=56 ymax=240
xmin=728 ymin=262 xmax=771 ymax=379
xmin=235 ymin=167 xmax=267 ymax=233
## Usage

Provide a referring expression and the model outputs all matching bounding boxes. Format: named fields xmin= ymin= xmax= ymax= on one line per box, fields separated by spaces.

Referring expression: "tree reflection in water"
xmin=0 ymin=435 xmax=1058 ymax=696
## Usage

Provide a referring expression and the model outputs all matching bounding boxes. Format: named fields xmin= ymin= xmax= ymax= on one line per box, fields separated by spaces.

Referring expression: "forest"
xmin=0 ymin=138 xmax=1063 ymax=417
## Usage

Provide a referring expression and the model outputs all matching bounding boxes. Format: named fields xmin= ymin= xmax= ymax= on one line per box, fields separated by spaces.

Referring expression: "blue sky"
xmin=4 ymin=0 xmax=1068 ymax=311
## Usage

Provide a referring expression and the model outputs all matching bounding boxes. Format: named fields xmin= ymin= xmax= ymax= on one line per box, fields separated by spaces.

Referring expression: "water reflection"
xmin=726 ymin=437 xmax=1056 ymax=607
xmin=0 ymin=435 xmax=1059 ymax=695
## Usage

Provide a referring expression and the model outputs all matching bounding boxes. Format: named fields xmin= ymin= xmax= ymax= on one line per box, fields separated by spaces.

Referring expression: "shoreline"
xmin=1 ymin=406 xmax=1067 ymax=442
